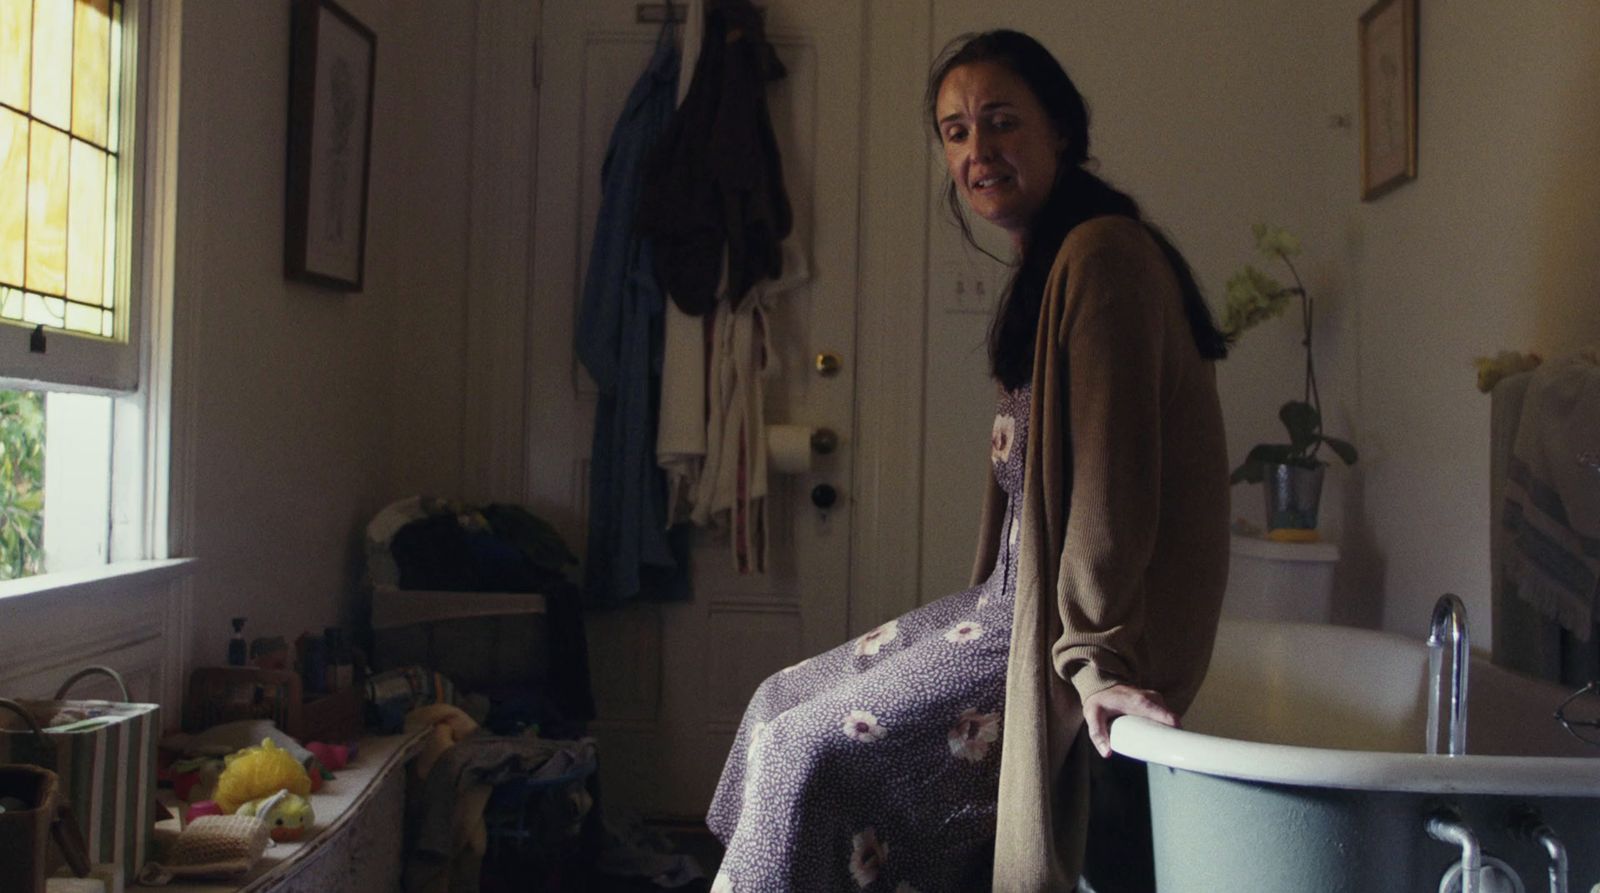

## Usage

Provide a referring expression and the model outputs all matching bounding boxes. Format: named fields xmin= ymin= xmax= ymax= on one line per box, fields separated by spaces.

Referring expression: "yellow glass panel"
xmin=72 ymin=0 xmax=111 ymax=147
xmin=106 ymin=0 xmax=120 ymax=148
xmin=64 ymin=298 xmax=99 ymax=333
xmin=31 ymin=0 xmax=73 ymax=130
xmin=26 ymin=124 xmax=69 ymax=295
xmin=101 ymin=307 xmax=110 ymax=336
xmin=0 ymin=0 xmax=31 ymax=111
xmin=67 ymin=138 xmax=105 ymax=305
xmin=0 ymin=286 xmax=20 ymax=319
xmin=0 ymin=109 xmax=26 ymax=287
xmin=23 ymin=292 xmax=65 ymax=327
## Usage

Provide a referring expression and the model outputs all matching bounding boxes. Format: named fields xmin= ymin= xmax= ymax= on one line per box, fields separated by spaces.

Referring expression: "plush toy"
xmin=236 ymin=788 xmax=315 ymax=842
xmin=213 ymin=739 xmax=312 ymax=814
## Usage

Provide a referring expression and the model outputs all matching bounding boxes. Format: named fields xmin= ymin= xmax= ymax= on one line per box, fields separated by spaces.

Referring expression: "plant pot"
xmin=1263 ymin=463 xmax=1325 ymax=531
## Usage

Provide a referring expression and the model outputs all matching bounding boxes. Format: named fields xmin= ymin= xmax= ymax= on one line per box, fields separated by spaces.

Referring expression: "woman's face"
xmin=935 ymin=61 xmax=1064 ymax=242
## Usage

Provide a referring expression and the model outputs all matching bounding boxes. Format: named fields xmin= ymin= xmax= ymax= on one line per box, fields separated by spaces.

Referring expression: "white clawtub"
xmin=1111 ymin=619 xmax=1600 ymax=892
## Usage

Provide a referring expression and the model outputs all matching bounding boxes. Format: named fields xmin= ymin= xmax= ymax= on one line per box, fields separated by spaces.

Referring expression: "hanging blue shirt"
xmin=574 ymin=31 xmax=689 ymax=606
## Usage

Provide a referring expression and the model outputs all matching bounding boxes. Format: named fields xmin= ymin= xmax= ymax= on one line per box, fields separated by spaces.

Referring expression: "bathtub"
xmin=1110 ymin=619 xmax=1600 ymax=892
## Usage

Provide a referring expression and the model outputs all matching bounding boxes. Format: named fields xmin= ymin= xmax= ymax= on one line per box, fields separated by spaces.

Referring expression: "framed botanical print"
xmin=285 ymin=0 xmax=377 ymax=290
xmin=1359 ymin=0 xmax=1417 ymax=201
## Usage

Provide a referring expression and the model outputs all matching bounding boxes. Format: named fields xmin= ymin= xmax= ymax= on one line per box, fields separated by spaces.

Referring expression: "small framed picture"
xmin=285 ymin=0 xmax=377 ymax=291
xmin=1359 ymin=0 xmax=1417 ymax=201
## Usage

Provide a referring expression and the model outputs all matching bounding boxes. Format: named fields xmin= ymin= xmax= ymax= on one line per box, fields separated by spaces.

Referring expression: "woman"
xmin=707 ymin=30 xmax=1230 ymax=892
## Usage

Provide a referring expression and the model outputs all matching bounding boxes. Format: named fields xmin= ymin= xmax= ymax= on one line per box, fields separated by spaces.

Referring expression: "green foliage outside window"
xmin=0 ymin=390 xmax=44 ymax=580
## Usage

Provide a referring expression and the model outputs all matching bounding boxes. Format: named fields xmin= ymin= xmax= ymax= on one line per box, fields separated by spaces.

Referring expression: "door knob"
xmin=810 ymin=484 xmax=838 ymax=510
xmin=810 ymin=428 xmax=839 ymax=455
xmin=814 ymin=351 xmax=843 ymax=378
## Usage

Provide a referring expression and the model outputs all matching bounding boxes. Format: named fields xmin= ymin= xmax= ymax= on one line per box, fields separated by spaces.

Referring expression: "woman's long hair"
xmin=926 ymin=30 xmax=1228 ymax=390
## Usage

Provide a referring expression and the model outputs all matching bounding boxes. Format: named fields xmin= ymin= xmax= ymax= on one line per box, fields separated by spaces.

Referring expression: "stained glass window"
xmin=0 ymin=0 xmax=124 ymax=339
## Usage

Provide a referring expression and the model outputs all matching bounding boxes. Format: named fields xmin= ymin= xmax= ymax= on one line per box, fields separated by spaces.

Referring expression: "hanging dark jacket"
xmin=636 ymin=0 xmax=791 ymax=315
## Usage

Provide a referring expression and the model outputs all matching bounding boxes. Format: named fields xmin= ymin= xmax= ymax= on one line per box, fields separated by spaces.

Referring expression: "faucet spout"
xmin=1427 ymin=593 xmax=1470 ymax=756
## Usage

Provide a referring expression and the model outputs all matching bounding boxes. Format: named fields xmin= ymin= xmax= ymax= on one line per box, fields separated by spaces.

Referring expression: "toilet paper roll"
xmin=767 ymin=425 xmax=814 ymax=475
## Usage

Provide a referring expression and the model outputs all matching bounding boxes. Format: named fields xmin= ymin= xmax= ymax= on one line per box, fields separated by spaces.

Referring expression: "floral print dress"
xmin=707 ymin=386 xmax=1032 ymax=892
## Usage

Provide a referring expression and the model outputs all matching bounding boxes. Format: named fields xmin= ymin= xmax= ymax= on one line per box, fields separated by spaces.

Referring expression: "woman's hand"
xmin=1081 ymin=684 xmax=1178 ymax=758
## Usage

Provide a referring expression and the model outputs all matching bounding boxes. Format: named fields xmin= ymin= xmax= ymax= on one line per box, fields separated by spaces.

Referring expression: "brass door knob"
xmin=814 ymin=351 xmax=843 ymax=377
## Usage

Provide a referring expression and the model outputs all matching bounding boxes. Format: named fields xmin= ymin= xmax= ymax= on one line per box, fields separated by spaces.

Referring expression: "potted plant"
xmin=1223 ymin=224 xmax=1357 ymax=538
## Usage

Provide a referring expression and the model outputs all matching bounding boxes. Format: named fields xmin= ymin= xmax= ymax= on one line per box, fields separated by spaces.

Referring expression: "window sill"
xmin=0 ymin=557 xmax=196 ymax=606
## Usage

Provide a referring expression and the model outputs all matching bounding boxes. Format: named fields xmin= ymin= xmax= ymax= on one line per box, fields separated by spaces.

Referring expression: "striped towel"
xmin=1503 ymin=352 xmax=1600 ymax=639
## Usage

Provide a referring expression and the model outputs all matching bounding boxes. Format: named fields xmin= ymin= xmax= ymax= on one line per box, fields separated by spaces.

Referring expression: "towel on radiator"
xmin=1503 ymin=350 xmax=1600 ymax=639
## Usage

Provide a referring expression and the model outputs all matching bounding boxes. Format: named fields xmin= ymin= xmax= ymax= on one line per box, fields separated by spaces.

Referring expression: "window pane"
xmin=30 ymin=0 xmax=72 ymax=130
xmin=26 ymin=123 xmax=68 ymax=294
xmin=72 ymin=0 xmax=111 ymax=148
xmin=63 ymin=299 xmax=98 ymax=333
xmin=67 ymin=138 xmax=105 ymax=306
xmin=22 ymin=291 xmax=65 ymax=327
xmin=100 ymin=307 xmax=110 ymax=336
xmin=0 ymin=0 xmax=30 ymax=112
xmin=0 ymin=109 xmax=25 ymax=287
xmin=0 ymin=285 xmax=20 ymax=319
xmin=0 ymin=389 xmax=46 ymax=581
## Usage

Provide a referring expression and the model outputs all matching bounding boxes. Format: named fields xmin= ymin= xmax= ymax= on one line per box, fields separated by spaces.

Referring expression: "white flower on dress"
xmin=854 ymin=620 xmax=899 ymax=657
xmin=944 ymin=620 xmax=985 ymax=643
xmin=711 ymin=870 xmax=734 ymax=893
xmin=948 ymin=708 xmax=1001 ymax=762
xmin=849 ymin=827 xmax=889 ymax=887
xmin=991 ymin=414 xmax=1016 ymax=464
xmin=842 ymin=709 xmax=887 ymax=743
xmin=1009 ymin=521 xmax=1020 ymax=548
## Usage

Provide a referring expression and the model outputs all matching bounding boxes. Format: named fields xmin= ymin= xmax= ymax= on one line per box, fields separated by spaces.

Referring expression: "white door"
xmin=527 ymin=0 xmax=864 ymax=818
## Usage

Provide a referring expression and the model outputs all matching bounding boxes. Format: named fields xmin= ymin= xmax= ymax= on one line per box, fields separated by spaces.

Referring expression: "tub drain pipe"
xmin=1532 ymin=826 xmax=1569 ymax=893
xmin=1427 ymin=811 xmax=1482 ymax=893
xmin=1510 ymin=810 xmax=1568 ymax=893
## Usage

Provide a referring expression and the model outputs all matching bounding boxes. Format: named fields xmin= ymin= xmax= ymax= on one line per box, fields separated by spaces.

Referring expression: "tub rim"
xmin=1110 ymin=716 xmax=1600 ymax=797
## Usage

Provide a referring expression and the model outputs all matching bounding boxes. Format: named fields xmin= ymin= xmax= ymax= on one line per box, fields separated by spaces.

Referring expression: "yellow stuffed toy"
xmin=236 ymin=789 xmax=315 ymax=842
xmin=214 ymin=739 xmax=312 ymax=814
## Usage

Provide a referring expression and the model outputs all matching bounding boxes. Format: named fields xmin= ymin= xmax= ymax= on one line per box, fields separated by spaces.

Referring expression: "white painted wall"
xmin=1319 ymin=1 xmax=1600 ymax=637
xmin=174 ymin=0 xmax=489 ymax=667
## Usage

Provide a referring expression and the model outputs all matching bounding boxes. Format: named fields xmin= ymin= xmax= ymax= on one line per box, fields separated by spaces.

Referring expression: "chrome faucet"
xmin=1427 ymin=593 xmax=1470 ymax=756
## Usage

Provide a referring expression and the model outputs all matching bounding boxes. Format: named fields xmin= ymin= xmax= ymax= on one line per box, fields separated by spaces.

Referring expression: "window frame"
xmin=0 ymin=0 xmax=145 ymax=395
xmin=0 ymin=0 xmax=181 ymax=595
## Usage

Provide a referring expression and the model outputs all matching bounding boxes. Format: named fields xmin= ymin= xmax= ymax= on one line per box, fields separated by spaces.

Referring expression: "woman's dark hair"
xmin=926 ymin=30 xmax=1228 ymax=389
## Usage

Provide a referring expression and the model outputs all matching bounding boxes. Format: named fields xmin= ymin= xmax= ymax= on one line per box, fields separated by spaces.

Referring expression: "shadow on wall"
xmin=1533 ymin=18 xmax=1600 ymax=353
xmin=1331 ymin=465 xmax=1385 ymax=630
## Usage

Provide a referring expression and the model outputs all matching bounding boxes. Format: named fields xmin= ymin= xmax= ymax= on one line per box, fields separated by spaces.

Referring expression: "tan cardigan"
xmin=976 ymin=216 xmax=1230 ymax=891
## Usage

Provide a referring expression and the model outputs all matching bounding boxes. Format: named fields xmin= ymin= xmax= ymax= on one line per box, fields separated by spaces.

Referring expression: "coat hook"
xmin=29 ymin=324 xmax=46 ymax=354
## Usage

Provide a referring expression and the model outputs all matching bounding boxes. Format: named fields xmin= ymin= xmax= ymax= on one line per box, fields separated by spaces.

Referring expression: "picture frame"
xmin=285 ymin=0 xmax=377 ymax=291
xmin=1359 ymin=0 xmax=1417 ymax=201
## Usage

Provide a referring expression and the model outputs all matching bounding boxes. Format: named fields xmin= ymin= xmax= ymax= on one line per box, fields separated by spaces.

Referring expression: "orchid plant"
xmin=1224 ymin=224 xmax=1358 ymax=484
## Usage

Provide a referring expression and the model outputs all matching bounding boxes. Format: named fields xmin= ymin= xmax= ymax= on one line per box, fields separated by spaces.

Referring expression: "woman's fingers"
xmin=1082 ymin=685 xmax=1178 ymax=758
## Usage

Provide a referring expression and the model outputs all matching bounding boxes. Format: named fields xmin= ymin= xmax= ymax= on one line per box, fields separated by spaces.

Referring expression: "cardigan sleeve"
xmin=1052 ymin=234 xmax=1169 ymax=701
